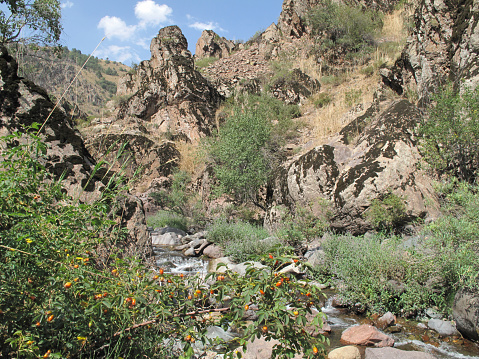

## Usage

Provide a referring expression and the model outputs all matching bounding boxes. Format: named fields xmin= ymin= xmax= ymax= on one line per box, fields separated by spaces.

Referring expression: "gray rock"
xmin=203 ymin=244 xmax=224 ymax=259
xmin=427 ymin=319 xmax=460 ymax=336
xmin=151 ymin=232 xmax=182 ymax=246
xmin=304 ymin=248 xmax=325 ymax=267
xmin=376 ymin=312 xmax=396 ymax=330
xmin=365 ymin=347 xmax=436 ymax=359
xmin=426 ymin=308 xmax=443 ymax=320
xmin=279 ymin=263 xmax=304 ymax=275
xmin=158 ymin=226 xmax=187 ymax=236
xmin=183 ymin=247 xmax=196 ymax=257
xmin=453 ymin=287 xmax=479 ymax=341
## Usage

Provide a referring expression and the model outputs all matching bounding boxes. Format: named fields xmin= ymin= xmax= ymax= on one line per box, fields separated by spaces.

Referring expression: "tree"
xmin=210 ymin=110 xmax=272 ymax=209
xmin=418 ymin=85 xmax=479 ymax=183
xmin=0 ymin=0 xmax=62 ymax=47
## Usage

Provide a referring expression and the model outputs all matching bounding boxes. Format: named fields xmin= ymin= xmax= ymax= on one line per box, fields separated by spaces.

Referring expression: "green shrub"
xmin=146 ymin=210 xmax=188 ymax=232
xmin=195 ymin=56 xmax=218 ymax=69
xmin=418 ymin=85 xmax=479 ymax=182
xmin=365 ymin=191 xmax=408 ymax=232
xmin=0 ymin=126 xmax=328 ymax=358
xmin=313 ymin=92 xmax=332 ymax=108
xmin=307 ymin=0 xmax=383 ymax=54
xmin=206 ymin=218 xmax=277 ymax=262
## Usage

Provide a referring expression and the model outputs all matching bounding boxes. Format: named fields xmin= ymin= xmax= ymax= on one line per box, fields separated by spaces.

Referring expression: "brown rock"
xmin=364 ymin=347 xmax=437 ymax=359
xmin=376 ymin=312 xmax=396 ymax=330
xmin=453 ymin=287 xmax=479 ymax=341
xmin=195 ymin=30 xmax=237 ymax=59
xmin=340 ymin=325 xmax=394 ymax=347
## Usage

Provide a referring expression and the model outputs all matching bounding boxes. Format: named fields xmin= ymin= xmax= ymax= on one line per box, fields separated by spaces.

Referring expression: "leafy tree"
xmin=0 ymin=0 xmax=62 ymax=47
xmin=210 ymin=110 xmax=271 ymax=209
xmin=418 ymin=85 xmax=479 ymax=182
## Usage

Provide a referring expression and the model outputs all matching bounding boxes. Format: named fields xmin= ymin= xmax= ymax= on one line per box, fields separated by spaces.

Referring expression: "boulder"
xmin=340 ymin=325 xmax=394 ymax=347
xmin=267 ymin=99 xmax=440 ymax=234
xmin=195 ymin=30 xmax=237 ymax=59
xmin=364 ymin=347 xmax=437 ymax=359
xmin=203 ymin=244 xmax=224 ymax=259
xmin=328 ymin=346 xmax=361 ymax=359
xmin=427 ymin=319 xmax=460 ymax=337
xmin=453 ymin=287 xmax=479 ymax=341
xmin=236 ymin=336 xmax=303 ymax=359
xmin=151 ymin=227 xmax=186 ymax=246
xmin=376 ymin=312 xmax=396 ymax=330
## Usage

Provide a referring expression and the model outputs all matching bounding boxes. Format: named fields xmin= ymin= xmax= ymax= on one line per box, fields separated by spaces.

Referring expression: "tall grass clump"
xmin=146 ymin=210 xmax=188 ymax=232
xmin=206 ymin=218 xmax=277 ymax=262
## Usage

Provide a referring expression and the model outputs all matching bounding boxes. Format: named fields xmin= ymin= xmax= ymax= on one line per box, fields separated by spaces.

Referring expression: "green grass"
xmin=146 ymin=210 xmax=188 ymax=232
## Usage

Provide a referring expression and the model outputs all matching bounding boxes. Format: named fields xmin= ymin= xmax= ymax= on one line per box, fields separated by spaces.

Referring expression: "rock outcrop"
xmin=383 ymin=0 xmax=479 ymax=104
xmin=115 ymin=26 xmax=222 ymax=141
xmin=267 ymin=94 xmax=439 ymax=234
xmin=0 ymin=47 xmax=149 ymax=253
xmin=341 ymin=324 xmax=395 ymax=347
xmin=195 ymin=30 xmax=238 ymax=60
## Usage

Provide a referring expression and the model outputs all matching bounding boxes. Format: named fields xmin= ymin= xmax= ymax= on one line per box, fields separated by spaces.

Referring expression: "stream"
xmin=152 ymin=246 xmax=479 ymax=358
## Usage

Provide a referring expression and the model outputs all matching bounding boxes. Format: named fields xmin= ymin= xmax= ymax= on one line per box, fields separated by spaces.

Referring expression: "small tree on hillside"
xmin=210 ymin=110 xmax=272 ymax=209
xmin=0 ymin=0 xmax=62 ymax=47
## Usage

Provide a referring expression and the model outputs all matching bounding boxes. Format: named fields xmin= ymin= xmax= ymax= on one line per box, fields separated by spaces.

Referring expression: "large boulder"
xmin=453 ymin=287 xmax=479 ymax=341
xmin=267 ymin=97 xmax=440 ymax=234
xmin=384 ymin=0 xmax=479 ymax=104
xmin=328 ymin=346 xmax=361 ymax=359
xmin=195 ymin=30 xmax=237 ymax=60
xmin=340 ymin=324 xmax=394 ymax=347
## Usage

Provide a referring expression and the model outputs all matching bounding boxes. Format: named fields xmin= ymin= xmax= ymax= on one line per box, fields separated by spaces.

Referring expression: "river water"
xmin=153 ymin=246 xmax=479 ymax=358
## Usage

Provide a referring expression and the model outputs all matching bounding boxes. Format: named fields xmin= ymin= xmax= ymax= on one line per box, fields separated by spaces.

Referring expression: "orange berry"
xmin=64 ymin=282 xmax=72 ymax=289
xmin=293 ymin=311 xmax=299 ymax=316
xmin=276 ymin=281 xmax=282 ymax=287
xmin=43 ymin=350 xmax=51 ymax=358
xmin=260 ymin=289 xmax=265 ymax=295
xmin=35 ymin=321 xmax=41 ymax=327
xmin=159 ymin=269 xmax=164 ymax=275
xmin=293 ymin=259 xmax=299 ymax=263
xmin=210 ymin=290 xmax=214 ymax=294
xmin=190 ymin=337 xmax=195 ymax=343
xmin=244 ymin=305 xmax=249 ymax=311
xmin=262 ymin=325 xmax=268 ymax=333
xmin=47 ymin=315 xmax=54 ymax=322
xmin=269 ymin=254 xmax=273 ymax=259
xmin=74 ymin=278 xmax=79 ymax=282
xmin=131 ymin=298 xmax=136 ymax=306
xmin=188 ymin=295 xmax=192 ymax=300
xmin=313 ymin=346 xmax=319 ymax=354
xmin=153 ymin=275 xmax=159 ymax=280
xmin=195 ymin=289 xmax=201 ymax=294
xmin=185 ymin=334 xmax=191 ymax=341
xmin=28 ymin=278 xmax=34 ymax=284
xmin=179 ymin=273 xmax=184 ymax=278
xmin=73 ymin=264 xmax=79 ymax=269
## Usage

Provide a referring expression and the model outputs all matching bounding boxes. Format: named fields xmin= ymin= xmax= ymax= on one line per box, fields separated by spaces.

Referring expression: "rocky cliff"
xmin=0 ymin=47 xmax=149 ymax=254
xmin=382 ymin=0 xmax=479 ymax=104
xmin=195 ymin=30 xmax=238 ymax=60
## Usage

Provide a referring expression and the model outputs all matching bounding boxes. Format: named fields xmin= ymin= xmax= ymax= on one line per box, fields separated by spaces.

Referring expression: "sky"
xmin=59 ymin=0 xmax=283 ymax=65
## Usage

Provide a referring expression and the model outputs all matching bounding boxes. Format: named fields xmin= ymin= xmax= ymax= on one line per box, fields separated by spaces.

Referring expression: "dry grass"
xmin=175 ymin=140 xmax=206 ymax=176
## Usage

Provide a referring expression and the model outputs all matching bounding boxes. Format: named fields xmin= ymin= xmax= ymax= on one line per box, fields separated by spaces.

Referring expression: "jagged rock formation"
xmin=115 ymin=26 xmax=222 ymax=141
xmin=195 ymin=30 xmax=238 ymax=60
xmin=277 ymin=0 xmax=322 ymax=38
xmin=266 ymin=93 xmax=439 ymax=234
xmin=0 ymin=47 xmax=149 ymax=253
xmin=82 ymin=26 xmax=224 ymax=194
xmin=382 ymin=0 xmax=479 ymax=104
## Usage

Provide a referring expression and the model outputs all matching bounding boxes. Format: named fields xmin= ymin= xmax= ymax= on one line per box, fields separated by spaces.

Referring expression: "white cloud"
xmin=97 ymin=45 xmax=141 ymax=64
xmin=135 ymin=0 xmax=172 ymax=28
xmin=188 ymin=21 xmax=224 ymax=32
xmin=98 ymin=16 xmax=137 ymax=41
xmin=61 ymin=1 xmax=74 ymax=9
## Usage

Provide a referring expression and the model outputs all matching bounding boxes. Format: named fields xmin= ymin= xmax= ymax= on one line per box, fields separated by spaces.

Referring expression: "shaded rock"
xmin=328 ymin=346 xmax=361 ymax=359
xmin=195 ymin=30 xmax=237 ymax=59
xmin=427 ymin=319 xmax=460 ymax=337
xmin=453 ymin=287 xmax=479 ymax=341
xmin=340 ymin=325 xmax=394 ymax=347
xmin=203 ymin=244 xmax=224 ymax=259
xmin=269 ymin=68 xmax=320 ymax=105
xmin=364 ymin=347 xmax=436 ymax=359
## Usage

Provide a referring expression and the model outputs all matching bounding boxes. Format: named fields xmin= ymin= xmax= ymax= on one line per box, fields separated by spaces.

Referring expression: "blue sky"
xmin=60 ymin=0 xmax=282 ymax=65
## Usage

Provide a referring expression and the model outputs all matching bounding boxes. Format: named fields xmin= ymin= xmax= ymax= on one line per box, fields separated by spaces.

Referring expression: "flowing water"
xmin=152 ymin=245 xmax=479 ymax=358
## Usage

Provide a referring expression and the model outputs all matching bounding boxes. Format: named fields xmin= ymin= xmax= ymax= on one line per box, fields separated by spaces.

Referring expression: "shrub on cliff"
xmin=307 ymin=0 xmax=383 ymax=54
xmin=418 ymin=85 xmax=479 ymax=183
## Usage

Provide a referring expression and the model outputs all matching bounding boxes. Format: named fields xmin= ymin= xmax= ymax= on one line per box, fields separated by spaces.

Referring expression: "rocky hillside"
xmin=8 ymin=45 xmax=130 ymax=118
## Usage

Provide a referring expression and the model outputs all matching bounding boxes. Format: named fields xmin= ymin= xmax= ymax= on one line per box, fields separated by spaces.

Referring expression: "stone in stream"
xmin=340 ymin=325 xmax=394 ymax=347
xmin=151 ymin=226 xmax=187 ymax=246
xmin=427 ymin=319 xmax=460 ymax=337
xmin=203 ymin=244 xmax=224 ymax=259
xmin=328 ymin=346 xmax=361 ymax=359
xmin=364 ymin=347 xmax=437 ymax=359
xmin=376 ymin=312 xmax=396 ymax=330
xmin=453 ymin=287 xmax=479 ymax=341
